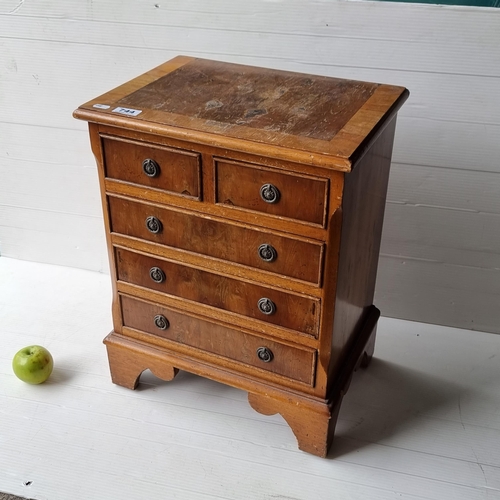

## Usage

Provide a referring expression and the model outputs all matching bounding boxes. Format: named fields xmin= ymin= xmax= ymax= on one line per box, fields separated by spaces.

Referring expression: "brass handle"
xmin=145 ymin=216 xmax=162 ymax=234
xmin=260 ymin=183 xmax=280 ymax=204
xmin=142 ymin=158 xmax=160 ymax=178
xmin=258 ymin=244 xmax=277 ymax=262
xmin=257 ymin=298 xmax=276 ymax=315
xmin=149 ymin=267 xmax=166 ymax=284
xmin=256 ymin=347 xmax=274 ymax=363
xmin=154 ymin=314 xmax=169 ymax=330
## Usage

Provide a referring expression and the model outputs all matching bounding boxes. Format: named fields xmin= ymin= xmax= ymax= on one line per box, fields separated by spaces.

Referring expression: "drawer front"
xmin=109 ymin=197 xmax=323 ymax=284
xmin=121 ymin=295 xmax=316 ymax=385
xmin=215 ymin=159 xmax=328 ymax=226
xmin=102 ymin=135 xmax=201 ymax=199
xmin=116 ymin=247 xmax=319 ymax=336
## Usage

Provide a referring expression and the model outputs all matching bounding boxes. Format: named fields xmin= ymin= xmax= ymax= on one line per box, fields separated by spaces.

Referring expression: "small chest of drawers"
xmin=74 ymin=56 xmax=408 ymax=457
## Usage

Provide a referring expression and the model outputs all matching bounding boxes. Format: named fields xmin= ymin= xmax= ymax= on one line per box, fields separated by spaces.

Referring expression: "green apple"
xmin=12 ymin=345 xmax=54 ymax=384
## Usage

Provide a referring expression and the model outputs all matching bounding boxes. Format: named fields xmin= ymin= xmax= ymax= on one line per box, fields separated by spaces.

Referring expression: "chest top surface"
xmin=74 ymin=56 xmax=408 ymax=170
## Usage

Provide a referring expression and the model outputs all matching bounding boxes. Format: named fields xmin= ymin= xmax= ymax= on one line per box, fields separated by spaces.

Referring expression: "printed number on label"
xmin=112 ymin=107 xmax=142 ymax=116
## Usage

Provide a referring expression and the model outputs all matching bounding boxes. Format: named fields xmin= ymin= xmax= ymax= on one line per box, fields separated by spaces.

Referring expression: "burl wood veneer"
xmin=74 ymin=56 xmax=408 ymax=457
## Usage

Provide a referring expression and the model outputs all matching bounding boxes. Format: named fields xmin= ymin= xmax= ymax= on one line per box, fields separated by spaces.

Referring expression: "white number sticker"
xmin=112 ymin=107 xmax=142 ymax=116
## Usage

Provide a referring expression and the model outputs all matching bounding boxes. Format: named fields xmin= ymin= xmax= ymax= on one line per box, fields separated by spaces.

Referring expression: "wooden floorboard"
xmin=1 ymin=257 xmax=499 ymax=499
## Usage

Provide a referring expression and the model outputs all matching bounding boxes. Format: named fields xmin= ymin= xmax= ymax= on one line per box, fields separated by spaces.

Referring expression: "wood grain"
xmin=328 ymin=119 xmax=396 ymax=381
xmin=105 ymin=335 xmax=179 ymax=390
xmin=107 ymin=195 xmax=324 ymax=285
xmin=120 ymin=294 xmax=316 ymax=385
xmin=97 ymin=123 xmax=341 ymax=241
xmin=215 ymin=158 xmax=329 ymax=226
xmin=74 ymin=57 xmax=407 ymax=170
xmin=119 ymin=58 xmax=378 ymax=142
xmin=101 ymin=134 xmax=202 ymax=200
xmin=115 ymin=246 xmax=320 ymax=336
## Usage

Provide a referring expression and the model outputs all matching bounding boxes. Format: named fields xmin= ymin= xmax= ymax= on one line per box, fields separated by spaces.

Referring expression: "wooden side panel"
xmin=327 ymin=118 xmax=397 ymax=383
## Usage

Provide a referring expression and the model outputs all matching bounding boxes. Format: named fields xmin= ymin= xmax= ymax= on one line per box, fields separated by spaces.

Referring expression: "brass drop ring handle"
xmin=256 ymin=347 xmax=274 ymax=363
xmin=258 ymin=244 xmax=277 ymax=262
xmin=149 ymin=267 xmax=166 ymax=284
xmin=145 ymin=216 xmax=162 ymax=234
xmin=260 ymin=183 xmax=280 ymax=204
xmin=257 ymin=298 xmax=276 ymax=315
xmin=154 ymin=314 xmax=169 ymax=330
xmin=142 ymin=158 xmax=160 ymax=178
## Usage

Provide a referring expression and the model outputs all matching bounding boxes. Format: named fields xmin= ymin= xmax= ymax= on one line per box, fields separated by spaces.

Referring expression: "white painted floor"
xmin=1 ymin=256 xmax=499 ymax=500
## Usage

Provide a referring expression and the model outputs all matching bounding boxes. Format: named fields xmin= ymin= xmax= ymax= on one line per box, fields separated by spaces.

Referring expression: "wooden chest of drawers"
xmin=74 ymin=56 xmax=408 ymax=457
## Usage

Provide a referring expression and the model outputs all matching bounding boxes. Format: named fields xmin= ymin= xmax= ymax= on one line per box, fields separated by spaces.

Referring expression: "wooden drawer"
xmin=215 ymin=158 xmax=328 ymax=226
xmin=120 ymin=295 xmax=316 ymax=385
xmin=108 ymin=196 xmax=324 ymax=285
xmin=101 ymin=135 xmax=201 ymax=199
xmin=115 ymin=247 xmax=320 ymax=336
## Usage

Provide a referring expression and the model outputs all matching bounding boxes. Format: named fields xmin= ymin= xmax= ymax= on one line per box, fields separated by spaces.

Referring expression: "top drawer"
xmin=215 ymin=159 xmax=328 ymax=226
xmin=101 ymin=135 xmax=201 ymax=199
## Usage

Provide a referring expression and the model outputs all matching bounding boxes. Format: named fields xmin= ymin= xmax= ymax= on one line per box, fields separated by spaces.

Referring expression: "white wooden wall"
xmin=1 ymin=1 xmax=499 ymax=333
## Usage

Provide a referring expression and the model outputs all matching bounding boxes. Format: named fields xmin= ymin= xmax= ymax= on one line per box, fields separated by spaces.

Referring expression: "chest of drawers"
xmin=74 ymin=56 xmax=408 ymax=457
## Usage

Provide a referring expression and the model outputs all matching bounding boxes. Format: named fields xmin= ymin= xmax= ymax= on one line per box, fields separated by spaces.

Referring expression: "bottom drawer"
xmin=120 ymin=295 xmax=316 ymax=385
